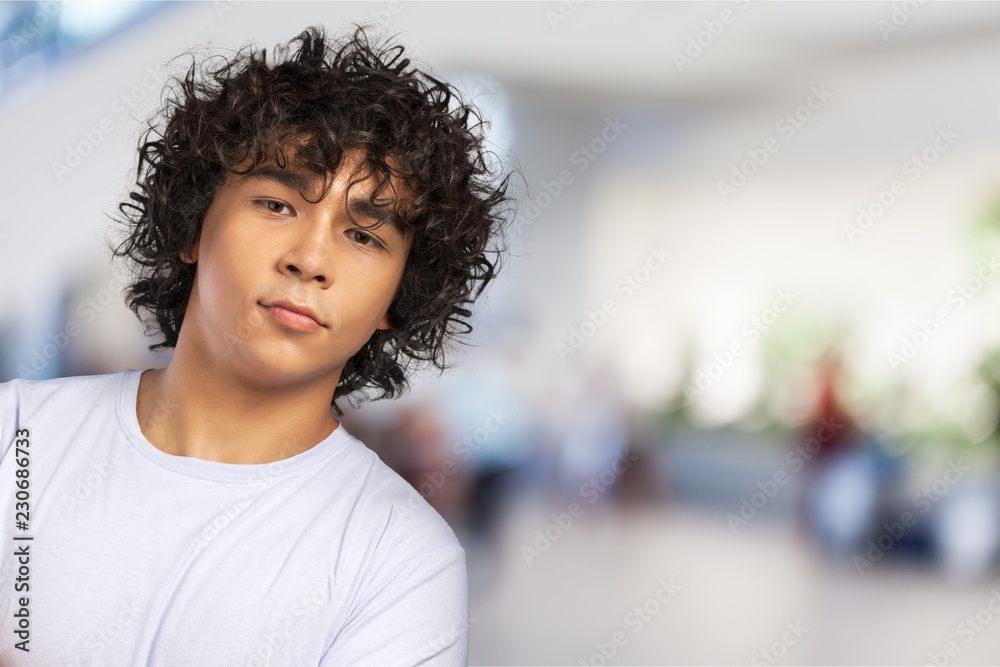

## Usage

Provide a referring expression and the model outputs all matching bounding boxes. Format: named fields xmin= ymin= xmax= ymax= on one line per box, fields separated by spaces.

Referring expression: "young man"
xmin=0 ymin=24 xmax=512 ymax=666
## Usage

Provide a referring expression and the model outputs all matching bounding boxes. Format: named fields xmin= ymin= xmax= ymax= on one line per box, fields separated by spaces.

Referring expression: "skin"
xmin=135 ymin=149 xmax=414 ymax=464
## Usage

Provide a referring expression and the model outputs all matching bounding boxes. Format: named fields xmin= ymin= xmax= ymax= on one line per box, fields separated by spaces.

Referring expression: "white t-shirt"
xmin=0 ymin=369 xmax=469 ymax=667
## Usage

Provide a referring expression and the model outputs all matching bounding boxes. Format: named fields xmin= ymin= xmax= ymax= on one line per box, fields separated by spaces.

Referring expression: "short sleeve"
xmin=319 ymin=542 xmax=469 ymax=666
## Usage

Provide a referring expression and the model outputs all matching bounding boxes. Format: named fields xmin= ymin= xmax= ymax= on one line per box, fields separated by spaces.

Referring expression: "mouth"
xmin=258 ymin=299 xmax=326 ymax=332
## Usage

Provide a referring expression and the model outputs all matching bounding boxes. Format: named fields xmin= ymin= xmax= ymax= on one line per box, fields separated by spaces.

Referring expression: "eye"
xmin=254 ymin=199 xmax=292 ymax=215
xmin=349 ymin=229 xmax=384 ymax=250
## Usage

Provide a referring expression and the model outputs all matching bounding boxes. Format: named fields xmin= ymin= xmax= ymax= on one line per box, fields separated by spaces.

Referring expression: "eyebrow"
xmin=239 ymin=166 xmax=410 ymax=240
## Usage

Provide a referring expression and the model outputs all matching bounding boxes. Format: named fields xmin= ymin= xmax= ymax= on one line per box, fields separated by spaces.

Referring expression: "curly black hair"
xmin=109 ymin=23 xmax=516 ymax=417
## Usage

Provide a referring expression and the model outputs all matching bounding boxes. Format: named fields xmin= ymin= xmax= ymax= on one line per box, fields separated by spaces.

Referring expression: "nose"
xmin=279 ymin=219 xmax=333 ymax=284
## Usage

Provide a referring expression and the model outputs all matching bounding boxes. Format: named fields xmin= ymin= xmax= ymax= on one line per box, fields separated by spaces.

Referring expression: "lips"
xmin=259 ymin=298 xmax=326 ymax=329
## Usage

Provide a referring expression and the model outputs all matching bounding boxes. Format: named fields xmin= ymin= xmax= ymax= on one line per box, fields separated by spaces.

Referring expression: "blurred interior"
xmin=2 ymin=1 xmax=1000 ymax=664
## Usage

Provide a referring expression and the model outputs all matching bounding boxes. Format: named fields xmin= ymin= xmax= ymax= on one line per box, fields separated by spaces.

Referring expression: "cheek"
xmin=338 ymin=272 xmax=395 ymax=333
xmin=197 ymin=238 xmax=254 ymax=312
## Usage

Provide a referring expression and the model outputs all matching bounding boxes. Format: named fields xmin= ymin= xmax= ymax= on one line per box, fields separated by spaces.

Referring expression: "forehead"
xmin=231 ymin=149 xmax=395 ymax=198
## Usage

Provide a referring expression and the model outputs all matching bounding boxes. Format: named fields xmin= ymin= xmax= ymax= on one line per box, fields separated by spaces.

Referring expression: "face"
xmin=178 ymin=149 xmax=414 ymax=387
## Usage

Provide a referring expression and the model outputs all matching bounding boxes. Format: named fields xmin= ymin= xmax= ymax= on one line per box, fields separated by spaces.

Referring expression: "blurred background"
xmin=2 ymin=1 xmax=1000 ymax=664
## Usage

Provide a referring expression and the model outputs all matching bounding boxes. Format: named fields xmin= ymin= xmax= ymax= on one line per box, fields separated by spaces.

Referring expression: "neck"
xmin=136 ymin=344 xmax=341 ymax=465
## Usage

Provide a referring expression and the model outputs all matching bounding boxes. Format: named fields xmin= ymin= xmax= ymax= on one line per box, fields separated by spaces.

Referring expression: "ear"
xmin=179 ymin=231 xmax=201 ymax=264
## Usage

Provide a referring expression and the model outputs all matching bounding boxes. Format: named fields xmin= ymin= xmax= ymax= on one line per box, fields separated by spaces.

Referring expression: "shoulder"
xmin=0 ymin=370 xmax=126 ymax=404
xmin=327 ymin=428 xmax=467 ymax=612
xmin=0 ymin=370 xmax=129 ymax=456
xmin=339 ymin=429 xmax=464 ymax=558
xmin=319 ymin=430 xmax=469 ymax=665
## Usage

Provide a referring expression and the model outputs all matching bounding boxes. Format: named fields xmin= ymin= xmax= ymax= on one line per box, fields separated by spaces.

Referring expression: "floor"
xmin=463 ymin=498 xmax=1000 ymax=665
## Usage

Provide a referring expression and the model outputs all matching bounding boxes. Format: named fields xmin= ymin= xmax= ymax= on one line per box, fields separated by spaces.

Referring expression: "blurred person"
xmin=796 ymin=350 xmax=871 ymax=554
xmin=0 ymin=24 xmax=514 ymax=666
xmin=803 ymin=351 xmax=859 ymax=465
xmin=436 ymin=328 xmax=541 ymax=546
xmin=390 ymin=402 xmax=472 ymax=528
xmin=797 ymin=351 xmax=911 ymax=562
